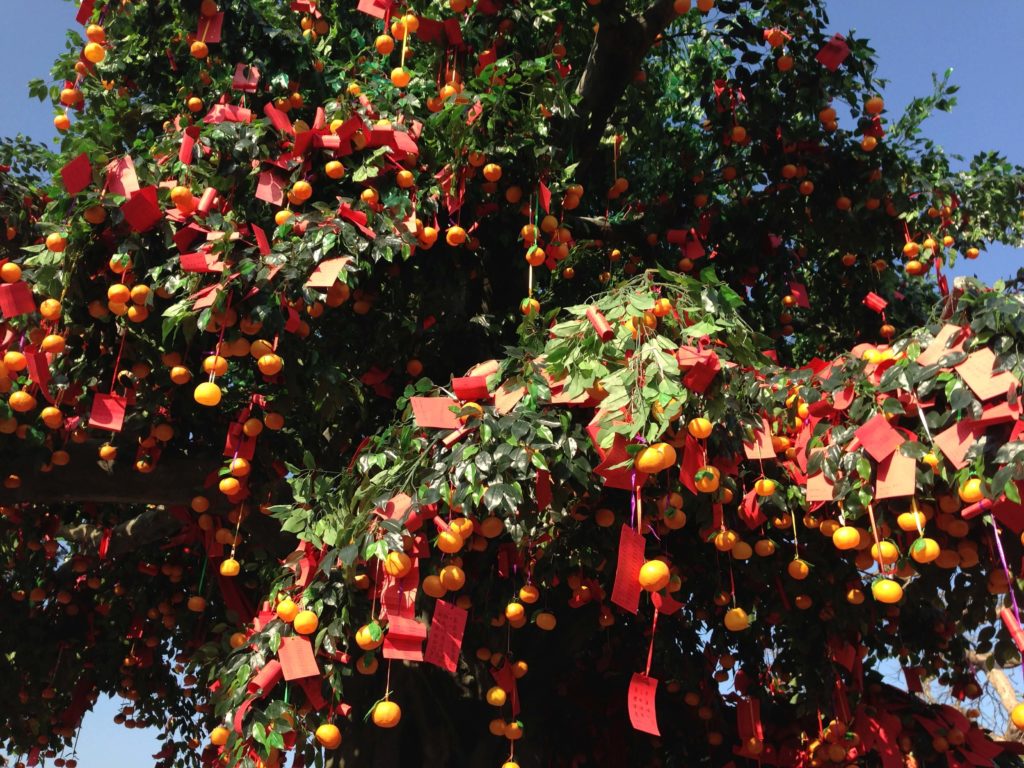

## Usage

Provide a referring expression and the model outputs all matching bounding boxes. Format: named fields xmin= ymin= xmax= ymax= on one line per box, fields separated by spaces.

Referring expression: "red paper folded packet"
xmin=232 ymin=63 xmax=260 ymax=92
xmin=88 ymin=393 xmax=127 ymax=432
xmin=862 ymin=291 xmax=887 ymax=313
xmin=586 ymin=306 xmax=614 ymax=341
xmin=197 ymin=187 xmax=218 ymax=214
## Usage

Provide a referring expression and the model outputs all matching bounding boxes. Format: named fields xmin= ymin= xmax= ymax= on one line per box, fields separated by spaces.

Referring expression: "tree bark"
xmin=61 ymin=506 xmax=185 ymax=557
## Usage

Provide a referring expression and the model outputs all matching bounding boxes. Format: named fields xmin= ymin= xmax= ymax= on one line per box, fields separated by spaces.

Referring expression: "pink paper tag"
xmin=611 ymin=525 xmax=645 ymax=615
xmin=627 ymin=673 xmax=660 ymax=736
xmin=424 ymin=600 xmax=467 ymax=673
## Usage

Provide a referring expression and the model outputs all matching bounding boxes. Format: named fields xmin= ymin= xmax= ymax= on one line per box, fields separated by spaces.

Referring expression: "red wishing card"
xmin=739 ymin=488 xmax=766 ymax=530
xmin=853 ymin=413 xmax=904 ymax=462
xmin=611 ymin=525 xmax=645 ymax=615
xmin=305 ymin=257 xmax=351 ymax=288
xmin=627 ymin=673 xmax=660 ymax=736
xmin=356 ymin=0 xmax=391 ymax=18
xmin=538 ymin=180 xmax=551 ymax=214
xmin=88 ymin=393 xmax=127 ymax=432
xmin=76 ymin=0 xmax=96 ymax=24
xmin=933 ymin=420 xmax=983 ymax=469
xmin=493 ymin=383 xmax=526 ymax=415
xmin=742 ymin=418 xmax=776 ymax=460
xmin=278 ymin=636 xmax=319 ymax=681
xmin=411 ymin=396 xmax=461 ymax=429
xmin=297 ymin=677 xmax=328 ymax=711
xmin=120 ymin=186 xmax=162 ymax=232
xmin=61 ymin=152 xmax=92 ymax=195
xmin=0 ymin=282 xmax=36 ymax=318
xmin=338 ymin=203 xmax=376 ymax=239
xmin=424 ymin=601 xmax=467 ymax=673
xmin=180 ymin=251 xmax=224 ymax=273
xmin=382 ymin=616 xmax=426 ymax=662
xmin=816 ymin=33 xmax=850 ymax=71
xmin=251 ymin=224 xmax=271 ymax=255
xmin=232 ymin=63 xmax=260 ymax=92
xmin=197 ymin=11 xmax=224 ymax=43
xmin=105 ymin=156 xmax=139 ymax=198
xmin=915 ymin=324 xmax=967 ymax=367
xmin=191 ymin=284 xmax=222 ymax=310
xmin=956 ymin=347 xmax=1019 ymax=401
xmin=875 ymin=449 xmax=915 ymax=500
xmin=255 ymin=171 xmax=285 ymax=206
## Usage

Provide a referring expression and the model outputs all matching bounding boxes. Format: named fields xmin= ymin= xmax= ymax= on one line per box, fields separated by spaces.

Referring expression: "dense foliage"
xmin=2 ymin=0 xmax=1024 ymax=767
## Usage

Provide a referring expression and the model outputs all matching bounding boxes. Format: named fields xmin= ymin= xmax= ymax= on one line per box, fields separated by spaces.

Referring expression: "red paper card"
xmin=742 ymin=418 xmax=776 ymax=460
xmin=278 ymin=636 xmax=319 ymax=681
xmin=382 ymin=615 xmax=426 ymax=662
xmin=232 ymin=63 xmax=260 ymax=91
xmin=452 ymin=375 xmax=490 ymax=401
xmin=263 ymin=102 xmax=294 ymax=135
xmin=853 ymin=413 xmax=904 ymax=462
xmin=61 ymin=152 xmax=92 ymax=195
xmin=494 ymin=382 xmax=526 ymax=415
xmin=191 ymin=284 xmax=222 ymax=310
xmin=875 ymin=449 xmax=915 ymax=500
xmin=0 ymin=282 xmax=36 ymax=317
xmin=88 ymin=393 xmax=127 ymax=432
xmin=251 ymin=224 xmax=271 ymax=255
xmin=789 ymin=281 xmax=811 ymax=309
xmin=816 ymin=33 xmax=850 ymax=71
xmin=255 ymin=170 xmax=285 ymax=206
xmin=933 ymin=420 xmax=983 ymax=469
xmin=611 ymin=525 xmax=645 ymax=615
xmin=956 ymin=347 xmax=1019 ymax=401
xmin=832 ymin=384 xmax=855 ymax=410
xmin=411 ymin=396 xmax=461 ymax=429
xmin=305 ymin=257 xmax=351 ymax=288
xmin=76 ymin=0 xmax=96 ymax=24
xmin=197 ymin=11 xmax=224 ymax=43
xmin=180 ymin=251 xmax=224 ymax=273
xmin=356 ymin=0 xmax=391 ymax=18
xmin=424 ymin=601 xmax=467 ymax=673
xmin=105 ymin=156 xmax=139 ymax=198
xmin=120 ymin=186 xmax=162 ymax=232
xmin=627 ymin=673 xmax=660 ymax=736
xmin=915 ymin=324 xmax=966 ymax=367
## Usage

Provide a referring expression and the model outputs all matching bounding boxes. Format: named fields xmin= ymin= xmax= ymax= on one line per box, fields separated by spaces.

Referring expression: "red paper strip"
xmin=247 ymin=660 xmax=282 ymax=696
xmin=627 ymin=673 xmax=660 ymax=736
xmin=586 ymin=306 xmax=614 ymax=341
xmin=424 ymin=601 xmax=467 ymax=673
xmin=611 ymin=524 xmax=645 ymax=615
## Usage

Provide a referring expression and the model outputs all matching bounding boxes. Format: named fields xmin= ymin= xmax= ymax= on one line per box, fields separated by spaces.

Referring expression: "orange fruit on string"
xmin=315 ymin=723 xmax=341 ymax=749
xmin=638 ymin=560 xmax=670 ymax=592
xmin=194 ymin=382 xmax=222 ymax=406
xmin=219 ymin=558 xmax=240 ymax=577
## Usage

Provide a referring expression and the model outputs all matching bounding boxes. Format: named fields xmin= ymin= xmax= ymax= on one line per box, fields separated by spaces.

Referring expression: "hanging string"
xmin=644 ymin=608 xmax=658 ymax=676
xmin=865 ymin=503 xmax=888 ymax=576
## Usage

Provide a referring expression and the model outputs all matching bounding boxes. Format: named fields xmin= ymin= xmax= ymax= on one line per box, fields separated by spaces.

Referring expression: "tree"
xmin=2 ymin=0 xmax=1024 ymax=766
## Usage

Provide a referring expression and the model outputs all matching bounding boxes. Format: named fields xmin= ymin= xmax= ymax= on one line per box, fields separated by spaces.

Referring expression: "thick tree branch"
xmin=61 ymin=506 xmax=184 ymax=558
xmin=569 ymin=0 xmax=680 ymax=171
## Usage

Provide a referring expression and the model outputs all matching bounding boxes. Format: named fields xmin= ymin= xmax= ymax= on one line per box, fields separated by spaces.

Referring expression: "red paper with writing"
xmin=424 ymin=600 xmax=467 ymax=673
xmin=89 ymin=393 xmax=127 ymax=432
xmin=611 ymin=525 xmax=645 ymax=615
xmin=627 ymin=673 xmax=660 ymax=736
xmin=278 ymin=636 xmax=319 ymax=681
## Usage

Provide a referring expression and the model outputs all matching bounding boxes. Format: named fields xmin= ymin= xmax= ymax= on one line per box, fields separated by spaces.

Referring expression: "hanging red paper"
xmin=196 ymin=12 xmax=224 ymax=43
xmin=305 ymin=257 xmax=351 ymax=288
xmin=105 ymin=156 xmax=139 ymax=198
xmin=120 ymin=186 xmax=163 ymax=232
xmin=76 ymin=0 xmax=96 ymax=24
xmin=0 ymin=282 xmax=36 ymax=318
xmin=60 ymin=152 xmax=92 ymax=195
xmin=538 ymin=181 xmax=551 ymax=214
xmin=424 ymin=600 xmax=467 ymax=673
xmin=232 ymin=63 xmax=260 ymax=91
xmin=278 ymin=636 xmax=319 ymax=681
xmin=381 ymin=615 xmax=426 ymax=662
xmin=88 ymin=393 xmax=127 ymax=432
xmin=247 ymin=660 xmax=283 ymax=696
xmin=627 ymin=673 xmax=660 ymax=736
xmin=853 ymin=413 xmax=904 ymax=462
xmin=411 ymin=396 xmax=461 ymax=429
xmin=815 ymin=33 xmax=851 ymax=71
xmin=611 ymin=524 xmax=645 ymax=615
xmin=742 ymin=418 xmax=776 ymax=460
xmin=956 ymin=348 xmax=1019 ymax=401
xmin=255 ymin=171 xmax=285 ymax=206
xmin=916 ymin=324 xmax=968 ymax=367
xmin=875 ymin=450 xmax=915 ymax=499
xmin=862 ymin=292 xmax=887 ymax=313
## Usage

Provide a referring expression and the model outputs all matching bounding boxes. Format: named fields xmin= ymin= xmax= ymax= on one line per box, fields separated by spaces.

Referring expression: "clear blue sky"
xmin=0 ymin=1 xmax=1021 ymax=764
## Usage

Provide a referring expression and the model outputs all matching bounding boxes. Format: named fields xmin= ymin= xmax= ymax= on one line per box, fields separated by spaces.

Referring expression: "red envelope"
xmin=88 ymin=393 xmax=127 ymax=432
xmin=915 ymin=324 xmax=967 ymax=367
xmin=61 ymin=153 xmax=92 ymax=195
xmin=0 ymin=282 xmax=36 ymax=318
xmin=410 ymin=397 xmax=460 ymax=429
xmin=278 ymin=636 xmax=319 ymax=681
xmin=424 ymin=601 xmax=467 ymax=673
xmin=232 ymin=63 xmax=260 ymax=92
xmin=875 ymin=449 xmax=915 ymax=499
xmin=197 ymin=11 xmax=224 ymax=43
xmin=816 ymin=33 xmax=851 ymax=71
xmin=105 ymin=156 xmax=139 ymax=198
xmin=956 ymin=348 xmax=1019 ymax=401
xmin=305 ymin=256 xmax=351 ymax=288
xmin=627 ymin=674 xmax=660 ymax=736
xmin=853 ymin=413 xmax=904 ymax=462
xmin=120 ymin=186 xmax=162 ymax=232
xmin=611 ymin=525 xmax=645 ymax=615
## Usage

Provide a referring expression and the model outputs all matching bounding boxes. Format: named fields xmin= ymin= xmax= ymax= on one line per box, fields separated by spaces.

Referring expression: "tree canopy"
xmin=2 ymin=0 xmax=1024 ymax=767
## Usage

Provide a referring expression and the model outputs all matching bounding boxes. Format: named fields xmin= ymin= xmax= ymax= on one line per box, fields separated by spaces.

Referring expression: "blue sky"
xmin=0 ymin=1 xmax=1021 ymax=764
